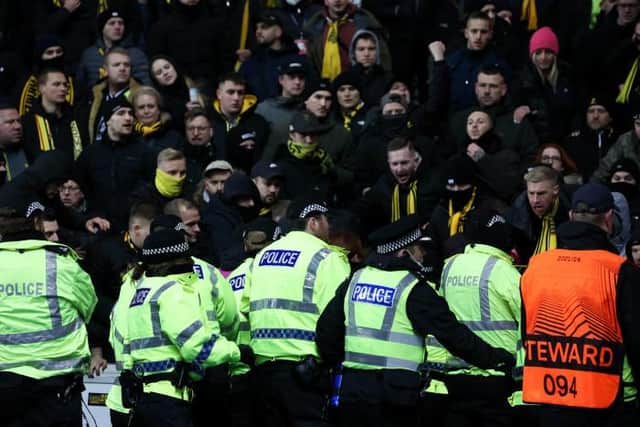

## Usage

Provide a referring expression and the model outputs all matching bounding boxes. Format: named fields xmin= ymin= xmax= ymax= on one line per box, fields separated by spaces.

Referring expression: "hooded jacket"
xmin=257 ymin=96 xmax=304 ymax=160
xmin=304 ymin=4 xmax=391 ymax=77
xmin=202 ymin=172 xmax=259 ymax=267
xmin=592 ymin=130 xmax=640 ymax=183
xmin=347 ymin=29 xmax=393 ymax=108
xmin=211 ymin=95 xmax=269 ymax=161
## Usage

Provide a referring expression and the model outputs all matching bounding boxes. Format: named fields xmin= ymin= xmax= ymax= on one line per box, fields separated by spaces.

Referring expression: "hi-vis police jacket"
xmin=249 ymin=231 xmax=350 ymax=362
xmin=426 ymin=243 xmax=520 ymax=377
xmin=124 ymin=270 xmax=241 ymax=401
xmin=0 ymin=240 xmax=97 ymax=380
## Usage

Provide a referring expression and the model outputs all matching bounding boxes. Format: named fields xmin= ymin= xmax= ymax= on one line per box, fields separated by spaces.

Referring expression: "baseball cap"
xmin=289 ymin=111 xmax=332 ymax=135
xmin=251 ymin=160 xmax=284 ymax=180
xmin=256 ymin=11 xmax=283 ymax=27
xmin=279 ymin=61 xmax=307 ymax=76
xmin=571 ymin=183 xmax=614 ymax=214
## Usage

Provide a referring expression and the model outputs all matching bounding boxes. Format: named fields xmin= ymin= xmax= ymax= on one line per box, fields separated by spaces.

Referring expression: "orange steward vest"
xmin=521 ymin=249 xmax=625 ymax=409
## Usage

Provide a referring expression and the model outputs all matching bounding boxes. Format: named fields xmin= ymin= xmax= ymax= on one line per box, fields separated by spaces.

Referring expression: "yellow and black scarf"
xmin=448 ymin=186 xmax=477 ymax=236
xmin=35 ymin=114 xmax=83 ymax=160
xmin=321 ymin=14 xmax=349 ymax=80
xmin=521 ymin=0 xmax=538 ymax=31
xmin=617 ymin=56 xmax=640 ymax=104
xmin=533 ymin=197 xmax=559 ymax=255
xmin=391 ymin=180 xmax=417 ymax=222
xmin=341 ymin=102 xmax=364 ymax=131
xmin=134 ymin=121 xmax=162 ymax=137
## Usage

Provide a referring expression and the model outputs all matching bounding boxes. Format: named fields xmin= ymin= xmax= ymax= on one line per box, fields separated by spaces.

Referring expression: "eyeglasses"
xmin=186 ymin=126 xmax=210 ymax=132
xmin=59 ymin=185 xmax=81 ymax=193
xmin=541 ymin=155 xmax=561 ymax=163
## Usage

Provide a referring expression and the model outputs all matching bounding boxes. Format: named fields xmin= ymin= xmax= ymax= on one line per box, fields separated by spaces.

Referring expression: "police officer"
xmin=120 ymin=228 xmax=250 ymax=426
xmin=0 ymin=201 xmax=97 ymax=426
xmin=428 ymin=209 xmax=520 ymax=427
xmin=315 ymin=214 xmax=516 ymax=427
xmin=227 ymin=216 xmax=277 ymax=427
xmin=249 ymin=197 xmax=350 ymax=426
xmin=521 ymin=183 xmax=640 ymax=426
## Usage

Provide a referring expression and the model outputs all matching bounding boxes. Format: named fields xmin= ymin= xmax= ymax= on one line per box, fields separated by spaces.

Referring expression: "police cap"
xmin=141 ymin=229 xmax=190 ymax=264
xmin=368 ymin=215 xmax=423 ymax=254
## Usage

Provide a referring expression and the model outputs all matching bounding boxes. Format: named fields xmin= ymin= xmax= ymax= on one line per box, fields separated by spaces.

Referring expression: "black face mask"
xmin=447 ymin=188 xmax=474 ymax=211
xmin=381 ymin=114 xmax=407 ymax=135
xmin=609 ymin=182 xmax=638 ymax=202
xmin=236 ymin=204 xmax=260 ymax=223
xmin=0 ymin=169 xmax=6 ymax=186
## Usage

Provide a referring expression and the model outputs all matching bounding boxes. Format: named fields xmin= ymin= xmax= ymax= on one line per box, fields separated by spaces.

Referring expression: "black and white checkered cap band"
xmin=175 ymin=223 xmax=187 ymax=232
xmin=376 ymin=228 xmax=422 ymax=254
xmin=142 ymin=241 xmax=190 ymax=257
xmin=299 ymin=203 xmax=328 ymax=219
xmin=26 ymin=201 xmax=45 ymax=218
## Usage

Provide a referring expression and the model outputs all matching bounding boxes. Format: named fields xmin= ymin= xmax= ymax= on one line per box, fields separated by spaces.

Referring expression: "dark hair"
xmin=130 ymin=257 xmax=193 ymax=281
xmin=184 ymin=107 xmax=211 ymax=124
xmin=386 ymin=137 xmax=415 ymax=153
xmin=465 ymin=10 xmax=491 ymax=26
xmin=218 ymin=72 xmax=246 ymax=89
xmin=476 ymin=64 xmax=505 ymax=79
xmin=37 ymin=67 xmax=66 ymax=86
xmin=0 ymin=208 xmax=34 ymax=238
xmin=354 ymin=32 xmax=377 ymax=45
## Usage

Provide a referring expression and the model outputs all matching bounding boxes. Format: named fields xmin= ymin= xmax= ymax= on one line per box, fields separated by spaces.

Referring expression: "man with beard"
xmin=202 ymin=171 xmax=260 ymax=268
xmin=251 ymin=160 xmax=285 ymax=221
xmin=0 ymin=104 xmax=27 ymax=186
xmin=506 ymin=165 xmax=571 ymax=265
xmin=353 ymin=137 xmax=441 ymax=235
xmin=563 ymin=95 xmax=619 ymax=181
xmin=239 ymin=10 xmax=307 ymax=101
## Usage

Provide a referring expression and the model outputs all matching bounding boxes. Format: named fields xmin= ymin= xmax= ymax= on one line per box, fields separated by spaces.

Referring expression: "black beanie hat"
xmin=443 ymin=155 xmax=476 ymax=187
xmin=98 ymin=9 xmax=125 ymax=32
xmin=333 ymin=71 xmax=362 ymax=94
xmin=468 ymin=208 xmax=513 ymax=253
xmin=104 ymin=97 xmax=133 ymax=122
xmin=141 ymin=229 xmax=190 ymax=265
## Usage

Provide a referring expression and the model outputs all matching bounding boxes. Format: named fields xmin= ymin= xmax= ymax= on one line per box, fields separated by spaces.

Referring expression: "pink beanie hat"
xmin=529 ymin=27 xmax=559 ymax=55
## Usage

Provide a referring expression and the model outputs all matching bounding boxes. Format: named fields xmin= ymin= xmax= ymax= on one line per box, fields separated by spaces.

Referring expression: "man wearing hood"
xmin=202 ymin=171 xmax=260 ymax=268
xmin=347 ymin=29 xmax=393 ymax=108
xmin=334 ymin=70 xmax=368 ymax=144
xmin=256 ymin=60 xmax=307 ymax=156
xmin=211 ymin=72 xmax=269 ymax=161
xmin=239 ymin=10 xmax=308 ymax=101
xmin=607 ymin=158 xmax=640 ymax=229
xmin=76 ymin=9 xmax=150 ymax=91
xmin=304 ymin=0 xmax=391 ymax=80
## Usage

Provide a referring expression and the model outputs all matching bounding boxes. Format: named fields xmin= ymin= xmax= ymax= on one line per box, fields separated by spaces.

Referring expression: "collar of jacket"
xmin=556 ymin=221 xmax=617 ymax=253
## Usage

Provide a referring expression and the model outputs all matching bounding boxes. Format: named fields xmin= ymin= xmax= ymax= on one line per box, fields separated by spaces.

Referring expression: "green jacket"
xmin=0 ymin=240 xmax=97 ymax=379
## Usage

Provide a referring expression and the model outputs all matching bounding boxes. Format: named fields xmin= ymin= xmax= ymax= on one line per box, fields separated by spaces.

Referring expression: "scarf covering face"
xmin=321 ymin=14 xmax=349 ymax=80
xmin=155 ymin=168 xmax=185 ymax=198
xmin=448 ymin=186 xmax=477 ymax=236
xmin=391 ymin=180 xmax=418 ymax=222
xmin=287 ymin=138 xmax=317 ymax=159
xmin=533 ymin=196 xmax=559 ymax=255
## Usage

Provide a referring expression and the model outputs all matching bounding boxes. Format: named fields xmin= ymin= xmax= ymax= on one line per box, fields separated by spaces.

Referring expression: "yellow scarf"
xmin=391 ymin=180 xmax=417 ymax=222
xmin=321 ymin=14 xmax=348 ymax=80
xmin=616 ymin=56 xmax=640 ymax=104
xmin=341 ymin=102 xmax=364 ymax=131
xmin=135 ymin=120 xmax=162 ymax=137
xmin=521 ymin=0 xmax=538 ymax=31
xmin=155 ymin=168 xmax=185 ymax=198
xmin=533 ymin=197 xmax=559 ymax=256
xmin=234 ymin=0 xmax=251 ymax=71
xmin=287 ymin=139 xmax=317 ymax=159
xmin=448 ymin=187 xmax=477 ymax=237
xmin=34 ymin=115 xmax=83 ymax=159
